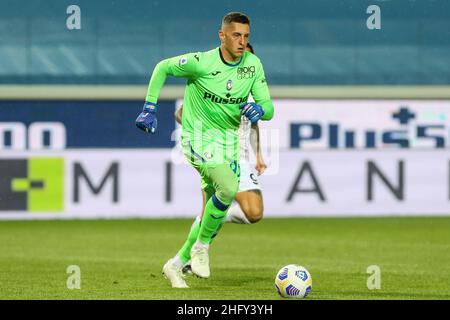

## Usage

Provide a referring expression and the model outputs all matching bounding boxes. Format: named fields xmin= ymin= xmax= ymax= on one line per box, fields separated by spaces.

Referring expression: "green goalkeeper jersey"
xmin=146 ymin=47 xmax=274 ymax=162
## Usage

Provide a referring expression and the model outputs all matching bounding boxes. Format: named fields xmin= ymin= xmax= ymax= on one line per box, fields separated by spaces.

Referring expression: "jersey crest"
xmin=226 ymin=80 xmax=233 ymax=91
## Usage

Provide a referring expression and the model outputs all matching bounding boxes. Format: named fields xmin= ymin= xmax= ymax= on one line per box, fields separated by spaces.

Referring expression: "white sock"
xmin=227 ymin=204 xmax=251 ymax=224
xmin=171 ymin=254 xmax=184 ymax=268
xmin=193 ymin=239 xmax=209 ymax=250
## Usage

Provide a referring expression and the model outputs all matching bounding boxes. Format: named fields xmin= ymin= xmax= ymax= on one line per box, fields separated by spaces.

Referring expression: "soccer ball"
xmin=275 ymin=264 xmax=312 ymax=299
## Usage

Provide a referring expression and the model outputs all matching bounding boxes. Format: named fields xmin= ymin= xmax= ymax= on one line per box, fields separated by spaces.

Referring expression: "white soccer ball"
xmin=275 ymin=264 xmax=312 ymax=299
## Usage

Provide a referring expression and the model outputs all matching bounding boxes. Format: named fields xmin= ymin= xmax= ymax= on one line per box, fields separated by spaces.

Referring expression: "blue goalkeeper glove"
xmin=239 ymin=102 xmax=265 ymax=123
xmin=135 ymin=102 xmax=158 ymax=134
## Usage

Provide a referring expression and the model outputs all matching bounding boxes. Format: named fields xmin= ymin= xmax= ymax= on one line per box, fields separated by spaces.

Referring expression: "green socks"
xmin=177 ymin=217 xmax=201 ymax=264
xmin=197 ymin=195 xmax=229 ymax=244
xmin=176 ymin=195 xmax=230 ymax=263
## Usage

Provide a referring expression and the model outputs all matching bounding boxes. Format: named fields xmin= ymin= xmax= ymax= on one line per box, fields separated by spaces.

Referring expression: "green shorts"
xmin=181 ymin=138 xmax=240 ymax=204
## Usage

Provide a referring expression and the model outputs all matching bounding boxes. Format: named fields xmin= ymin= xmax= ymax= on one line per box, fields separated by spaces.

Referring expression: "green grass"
xmin=0 ymin=217 xmax=449 ymax=300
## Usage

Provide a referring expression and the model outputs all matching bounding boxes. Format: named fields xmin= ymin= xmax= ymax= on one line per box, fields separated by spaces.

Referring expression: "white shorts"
xmin=238 ymin=160 xmax=261 ymax=192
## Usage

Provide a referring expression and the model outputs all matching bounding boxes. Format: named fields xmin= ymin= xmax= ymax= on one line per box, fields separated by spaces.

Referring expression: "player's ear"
xmin=218 ymin=30 xmax=225 ymax=43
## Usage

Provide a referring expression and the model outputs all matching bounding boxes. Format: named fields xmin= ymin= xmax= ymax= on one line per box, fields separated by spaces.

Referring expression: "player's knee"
xmin=217 ymin=183 xmax=239 ymax=204
xmin=246 ymin=206 xmax=264 ymax=223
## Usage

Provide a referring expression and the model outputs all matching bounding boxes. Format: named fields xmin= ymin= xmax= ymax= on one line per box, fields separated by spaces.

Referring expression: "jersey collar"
xmin=218 ymin=47 xmax=243 ymax=67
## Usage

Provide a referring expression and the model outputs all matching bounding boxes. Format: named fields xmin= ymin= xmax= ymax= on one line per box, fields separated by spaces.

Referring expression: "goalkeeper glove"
xmin=239 ymin=102 xmax=265 ymax=123
xmin=135 ymin=102 xmax=158 ymax=134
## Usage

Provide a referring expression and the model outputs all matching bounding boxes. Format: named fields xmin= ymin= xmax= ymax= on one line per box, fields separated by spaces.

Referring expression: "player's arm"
xmin=240 ymin=61 xmax=274 ymax=123
xmin=145 ymin=54 xmax=200 ymax=103
xmin=175 ymin=105 xmax=183 ymax=125
xmin=136 ymin=54 xmax=200 ymax=133
xmin=250 ymin=62 xmax=274 ymax=121
xmin=250 ymin=122 xmax=267 ymax=175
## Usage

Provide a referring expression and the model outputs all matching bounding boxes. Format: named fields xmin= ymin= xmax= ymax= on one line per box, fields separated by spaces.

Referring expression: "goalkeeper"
xmin=136 ymin=12 xmax=274 ymax=288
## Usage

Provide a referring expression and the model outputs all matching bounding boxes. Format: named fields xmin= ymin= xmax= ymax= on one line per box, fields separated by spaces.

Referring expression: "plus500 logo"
xmin=0 ymin=122 xmax=66 ymax=150
xmin=290 ymin=123 xmax=447 ymax=149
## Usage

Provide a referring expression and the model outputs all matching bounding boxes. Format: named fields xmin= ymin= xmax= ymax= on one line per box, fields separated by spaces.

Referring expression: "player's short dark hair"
xmin=246 ymin=42 xmax=254 ymax=54
xmin=222 ymin=12 xmax=250 ymax=26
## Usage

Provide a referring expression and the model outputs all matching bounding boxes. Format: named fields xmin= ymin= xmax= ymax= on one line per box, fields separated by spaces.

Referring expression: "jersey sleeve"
xmin=251 ymin=61 xmax=274 ymax=121
xmin=145 ymin=52 xmax=202 ymax=103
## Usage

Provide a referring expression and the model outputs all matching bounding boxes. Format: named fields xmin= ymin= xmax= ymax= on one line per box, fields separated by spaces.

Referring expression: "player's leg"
xmin=163 ymin=213 xmax=201 ymax=288
xmin=176 ymin=186 xmax=213 ymax=266
xmin=196 ymin=163 xmax=239 ymax=244
xmin=190 ymin=162 xmax=239 ymax=278
xmin=232 ymin=189 xmax=264 ymax=223
xmin=181 ymin=186 xmax=224 ymax=276
xmin=162 ymin=151 xmax=214 ymax=288
xmin=227 ymin=160 xmax=264 ymax=224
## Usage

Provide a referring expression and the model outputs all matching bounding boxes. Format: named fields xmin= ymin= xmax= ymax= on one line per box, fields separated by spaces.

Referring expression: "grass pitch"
xmin=0 ymin=217 xmax=449 ymax=300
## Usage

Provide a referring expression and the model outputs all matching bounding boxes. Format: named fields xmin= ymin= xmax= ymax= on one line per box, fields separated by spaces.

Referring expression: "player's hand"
xmin=255 ymin=156 xmax=267 ymax=176
xmin=239 ymin=102 xmax=265 ymax=123
xmin=135 ymin=102 xmax=158 ymax=134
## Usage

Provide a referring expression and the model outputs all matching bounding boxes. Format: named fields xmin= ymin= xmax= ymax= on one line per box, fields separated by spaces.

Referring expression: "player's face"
xmin=219 ymin=22 xmax=250 ymax=61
